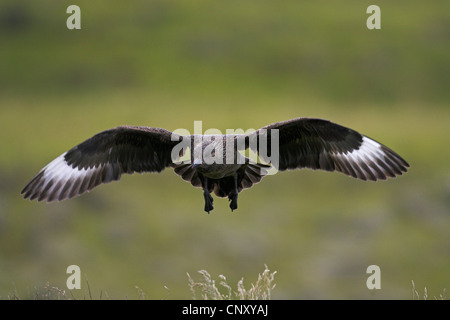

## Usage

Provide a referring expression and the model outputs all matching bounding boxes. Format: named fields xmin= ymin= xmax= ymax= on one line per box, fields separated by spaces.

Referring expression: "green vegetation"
xmin=1 ymin=0 xmax=449 ymax=299
xmin=8 ymin=266 xmax=277 ymax=300
xmin=8 ymin=269 xmax=449 ymax=301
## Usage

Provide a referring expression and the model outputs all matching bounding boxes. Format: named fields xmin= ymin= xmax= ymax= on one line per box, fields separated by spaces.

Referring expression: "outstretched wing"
xmin=246 ymin=118 xmax=409 ymax=181
xmin=22 ymin=126 xmax=182 ymax=202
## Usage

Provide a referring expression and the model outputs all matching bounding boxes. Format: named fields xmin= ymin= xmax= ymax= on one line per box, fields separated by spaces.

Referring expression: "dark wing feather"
xmin=246 ymin=118 xmax=409 ymax=181
xmin=171 ymin=163 xmax=203 ymax=188
xmin=22 ymin=126 xmax=182 ymax=202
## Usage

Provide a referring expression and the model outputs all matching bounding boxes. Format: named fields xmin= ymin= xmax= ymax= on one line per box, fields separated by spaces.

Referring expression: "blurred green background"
xmin=1 ymin=0 xmax=449 ymax=299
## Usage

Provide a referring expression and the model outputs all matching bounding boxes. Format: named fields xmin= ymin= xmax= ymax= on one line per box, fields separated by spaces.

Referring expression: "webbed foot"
xmin=228 ymin=193 xmax=238 ymax=212
xmin=204 ymin=192 xmax=214 ymax=213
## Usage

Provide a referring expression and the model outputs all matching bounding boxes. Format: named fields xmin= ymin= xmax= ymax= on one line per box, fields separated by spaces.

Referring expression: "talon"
xmin=204 ymin=201 xmax=214 ymax=213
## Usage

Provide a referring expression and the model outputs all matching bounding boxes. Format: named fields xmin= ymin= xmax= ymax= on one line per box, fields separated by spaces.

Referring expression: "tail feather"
xmin=213 ymin=163 xmax=269 ymax=197
xmin=172 ymin=163 xmax=270 ymax=198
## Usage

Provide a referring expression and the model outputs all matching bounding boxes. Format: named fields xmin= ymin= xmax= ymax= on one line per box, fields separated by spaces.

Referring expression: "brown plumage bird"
xmin=21 ymin=118 xmax=409 ymax=213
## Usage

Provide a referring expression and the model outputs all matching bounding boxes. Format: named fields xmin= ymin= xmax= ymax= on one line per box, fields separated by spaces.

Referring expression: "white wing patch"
xmin=331 ymin=136 xmax=406 ymax=181
xmin=22 ymin=152 xmax=120 ymax=202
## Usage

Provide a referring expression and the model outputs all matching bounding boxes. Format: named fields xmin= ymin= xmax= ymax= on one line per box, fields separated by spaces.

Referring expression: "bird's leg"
xmin=228 ymin=175 xmax=239 ymax=212
xmin=203 ymin=177 xmax=214 ymax=213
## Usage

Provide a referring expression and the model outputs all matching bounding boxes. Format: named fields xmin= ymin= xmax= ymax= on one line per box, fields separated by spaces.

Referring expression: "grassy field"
xmin=1 ymin=0 xmax=449 ymax=299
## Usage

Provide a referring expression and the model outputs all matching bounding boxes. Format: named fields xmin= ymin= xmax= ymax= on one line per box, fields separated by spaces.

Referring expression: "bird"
xmin=21 ymin=118 xmax=409 ymax=213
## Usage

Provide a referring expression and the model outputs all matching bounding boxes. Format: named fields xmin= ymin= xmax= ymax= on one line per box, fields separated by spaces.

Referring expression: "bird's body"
xmin=189 ymin=134 xmax=246 ymax=179
xmin=22 ymin=118 xmax=409 ymax=213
